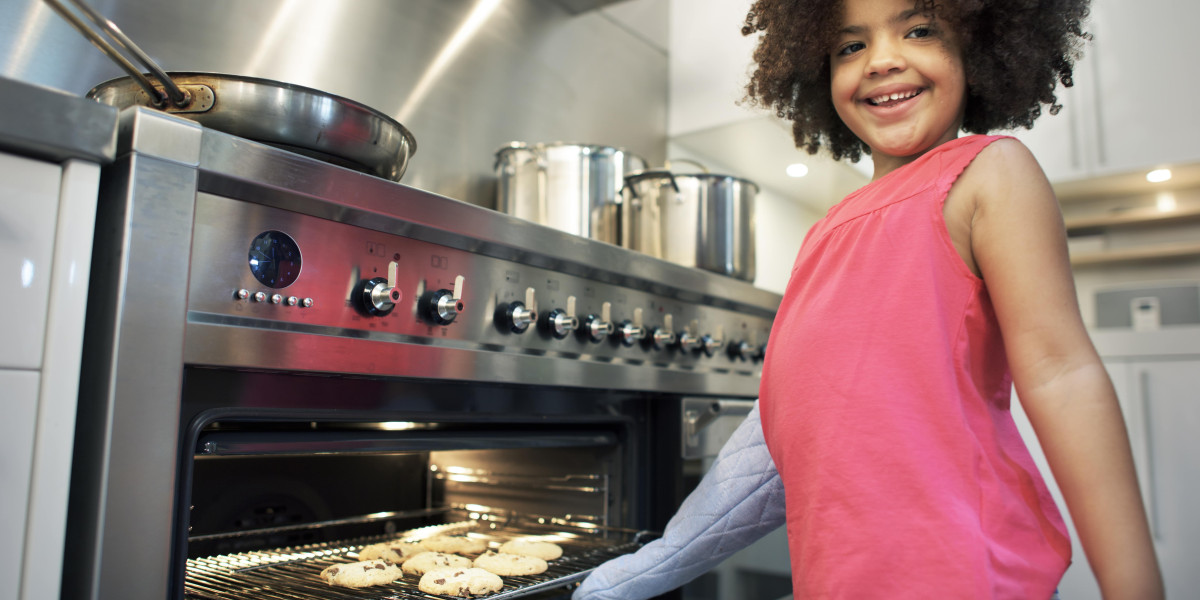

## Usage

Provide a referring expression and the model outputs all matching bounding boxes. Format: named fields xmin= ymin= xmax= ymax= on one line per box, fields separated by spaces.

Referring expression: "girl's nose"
xmin=866 ymin=40 xmax=906 ymax=76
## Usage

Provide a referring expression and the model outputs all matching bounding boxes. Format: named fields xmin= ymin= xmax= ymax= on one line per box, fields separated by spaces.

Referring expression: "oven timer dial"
xmin=247 ymin=230 xmax=301 ymax=289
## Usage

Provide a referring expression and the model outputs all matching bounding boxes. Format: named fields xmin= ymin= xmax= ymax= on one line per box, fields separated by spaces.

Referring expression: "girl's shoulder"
xmin=955 ymin=136 xmax=1049 ymax=208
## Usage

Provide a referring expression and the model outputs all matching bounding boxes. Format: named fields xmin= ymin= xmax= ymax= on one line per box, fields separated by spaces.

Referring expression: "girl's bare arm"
xmin=962 ymin=138 xmax=1164 ymax=600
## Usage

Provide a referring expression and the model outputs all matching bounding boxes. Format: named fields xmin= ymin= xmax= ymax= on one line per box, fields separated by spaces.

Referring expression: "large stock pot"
xmin=622 ymin=166 xmax=758 ymax=282
xmin=494 ymin=142 xmax=647 ymax=244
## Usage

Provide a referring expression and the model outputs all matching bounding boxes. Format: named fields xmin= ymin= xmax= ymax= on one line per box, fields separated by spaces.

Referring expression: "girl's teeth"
xmin=870 ymin=90 xmax=917 ymax=105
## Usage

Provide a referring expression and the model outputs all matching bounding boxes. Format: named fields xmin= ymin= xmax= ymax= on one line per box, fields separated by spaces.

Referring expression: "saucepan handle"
xmin=42 ymin=0 xmax=190 ymax=107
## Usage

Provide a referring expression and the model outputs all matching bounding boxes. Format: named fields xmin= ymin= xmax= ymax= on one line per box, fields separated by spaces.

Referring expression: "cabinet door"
xmin=1011 ymin=78 xmax=1092 ymax=185
xmin=1128 ymin=359 xmax=1200 ymax=600
xmin=0 ymin=152 xmax=61 ymax=369
xmin=0 ymin=369 xmax=40 ymax=600
xmin=1089 ymin=0 xmax=1200 ymax=174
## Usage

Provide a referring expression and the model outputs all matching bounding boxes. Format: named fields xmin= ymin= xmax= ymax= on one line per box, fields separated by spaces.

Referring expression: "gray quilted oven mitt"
xmin=573 ymin=401 xmax=786 ymax=600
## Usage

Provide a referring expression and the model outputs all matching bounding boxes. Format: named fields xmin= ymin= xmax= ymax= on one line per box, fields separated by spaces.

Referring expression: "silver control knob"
xmin=646 ymin=313 xmax=676 ymax=350
xmin=501 ymin=287 xmax=538 ymax=334
xmin=700 ymin=334 xmax=724 ymax=357
xmin=421 ymin=274 xmax=465 ymax=325
xmin=506 ymin=302 xmax=536 ymax=333
xmin=678 ymin=330 xmax=701 ymax=353
xmin=617 ymin=307 xmax=647 ymax=346
xmin=357 ymin=261 xmax=402 ymax=317
xmin=546 ymin=309 xmax=578 ymax=338
xmin=617 ymin=320 xmax=646 ymax=346
xmin=544 ymin=295 xmax=579 ymax=339
xmin=270 ymin=293 xmax=283 ymax=304
xmin=581 ymin=301 xmax=614 ymax=343
xmin=252 ymin=291 xmax=267 ymax=303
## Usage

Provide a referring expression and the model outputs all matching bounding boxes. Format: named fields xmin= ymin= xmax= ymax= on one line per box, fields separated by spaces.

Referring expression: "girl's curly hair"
xmin=742 ymin=0 xmax=1090 ymax=162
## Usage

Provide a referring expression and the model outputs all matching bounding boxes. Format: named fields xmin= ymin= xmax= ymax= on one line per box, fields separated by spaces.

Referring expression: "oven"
xmin=65 ymin=107 xmax=780 ymax=600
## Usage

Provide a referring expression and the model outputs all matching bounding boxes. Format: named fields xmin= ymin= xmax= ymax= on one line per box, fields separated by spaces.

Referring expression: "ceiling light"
xmin=1146 ymin=168 xmax=1172 ymax=183
xmin=786 ymin=163 xmax=809 ymax=178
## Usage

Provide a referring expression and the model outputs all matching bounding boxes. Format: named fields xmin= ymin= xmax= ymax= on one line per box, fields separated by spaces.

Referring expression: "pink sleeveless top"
xmin=759 ymin=135 xmax=1070 ymax=599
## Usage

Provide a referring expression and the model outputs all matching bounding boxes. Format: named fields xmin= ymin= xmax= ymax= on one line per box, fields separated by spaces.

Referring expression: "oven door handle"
xmin=681 ymin=398 xmax=756 ymax=458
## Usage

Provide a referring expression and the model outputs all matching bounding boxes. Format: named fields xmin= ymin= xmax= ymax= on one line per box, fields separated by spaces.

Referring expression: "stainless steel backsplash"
xmin=0 ymin=0 xmax=668 ymax=207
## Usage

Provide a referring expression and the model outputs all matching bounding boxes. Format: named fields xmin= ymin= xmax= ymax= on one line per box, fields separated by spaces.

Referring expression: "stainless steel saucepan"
xmin=43 ymin=0 xmax=417 ymax=182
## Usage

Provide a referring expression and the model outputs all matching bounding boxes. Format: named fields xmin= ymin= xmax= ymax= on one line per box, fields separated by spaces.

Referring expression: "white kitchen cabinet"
xmin=1013 ymin=327 xmax=1200 ymax=599
xmin=1106 ymin=357 xmax=1200 ymax=600
xmin=0 ymin=152 xmax=100 ymax=600
xmin=1086 ymin=0 xmax=1200 ymax=176
xmin=1014 ymin=0 xmax=1200 ymax=184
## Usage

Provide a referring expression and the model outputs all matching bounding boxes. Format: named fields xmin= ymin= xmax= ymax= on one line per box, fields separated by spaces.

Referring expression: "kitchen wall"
xmin=0 ymin=0 xmax=669 ymax=208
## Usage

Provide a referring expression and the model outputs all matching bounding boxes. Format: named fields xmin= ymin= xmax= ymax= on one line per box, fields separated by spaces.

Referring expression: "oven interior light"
xmin=379 ymin=421 xmax=419 ymax=430
xmin=786 ymin=163 xmax=809 ymax=178
xmin=1146 ymin=168 xmax=1172 ymax=183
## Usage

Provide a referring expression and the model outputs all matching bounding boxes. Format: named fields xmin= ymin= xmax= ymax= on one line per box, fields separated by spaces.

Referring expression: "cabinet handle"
xmin=1136 ymin=369 xmax=1159 ymax=541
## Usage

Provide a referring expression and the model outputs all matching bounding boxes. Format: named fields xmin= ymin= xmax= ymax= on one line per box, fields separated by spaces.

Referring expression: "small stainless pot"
xmin=622 ymin=169 xmax=757 ymax=282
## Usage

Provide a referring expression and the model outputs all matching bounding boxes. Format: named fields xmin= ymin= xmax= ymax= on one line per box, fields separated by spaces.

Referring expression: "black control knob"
xmin=727 ymin=340 xmax=754 ymax=361
xmin=579 ymin=301 xmax=614 ymax=343
xmin=581 ymin=313 xmax=615 ymax=343
xmin=645 ymin=313 xmax=677 ymax=351
xmin=501 ymin=300 xmax=537 ymax=333
xmin=419 ymin=275 xmax=465 ymax=326
xmin=420 ymin=288 xmax=462 ymax=325
xmin=355 ymin=276 xmax=401 ymax=316
xmin=545 ymin=307 xmax=579 ymax=339
xmin=616 ymin=320 xmax=646 ymax=346
xmin=678 ymin=330 xmax=701 ymax=353
xmin=700 ymin=334 xmax=724 ymax=357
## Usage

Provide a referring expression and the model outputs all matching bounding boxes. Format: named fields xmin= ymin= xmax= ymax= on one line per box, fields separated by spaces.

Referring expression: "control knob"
xmin=419 ymin=274 xmax=465 ymax=325
xmin=700 ymin=326 xmax=725 ymax=357
xmin=500 ymin=287 xmax=538 ymax=333
xmin=580 ymin=301 xmax=615 ymax=343
xmin=355 ymin=261 xmax=402 ymax=317
xmin=646 ymin=313 xmax=677 ymax=350
xmin=616 ymin=307 xmax=647 ymax=346
xmin=678 ymin=330 xmax=701 ymax=353
xmin=544 ymin=295 xmax=580 ymax=339
xmin=727 ymin=340 xmax=754 ymax=361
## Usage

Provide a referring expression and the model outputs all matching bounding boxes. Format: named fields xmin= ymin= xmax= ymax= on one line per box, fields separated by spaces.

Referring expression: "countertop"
xmin=0 ymin=76 xmax=117 ymax=164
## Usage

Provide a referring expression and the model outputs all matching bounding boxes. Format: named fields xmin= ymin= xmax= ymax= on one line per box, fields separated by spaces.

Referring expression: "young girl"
xmin=574 ymin=0 xmax=1163 ymax=598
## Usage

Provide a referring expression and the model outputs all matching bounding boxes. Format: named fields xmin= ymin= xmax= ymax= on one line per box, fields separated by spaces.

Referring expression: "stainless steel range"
xmin=67 ymin=107 xmax=780 ymax=600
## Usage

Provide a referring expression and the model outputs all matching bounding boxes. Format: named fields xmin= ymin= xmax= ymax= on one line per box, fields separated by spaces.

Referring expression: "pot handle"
xmin=43 ymin=0 xmax=190 ymax=108
xmin=623 ymin=171 xmax=681 ymax=199
xmin=663 ymin=158 xmax=710 ymax=173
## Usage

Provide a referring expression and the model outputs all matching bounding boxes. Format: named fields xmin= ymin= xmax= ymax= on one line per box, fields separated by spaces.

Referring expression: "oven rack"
xmin=183 ymin=517 xmax=655 ymax=600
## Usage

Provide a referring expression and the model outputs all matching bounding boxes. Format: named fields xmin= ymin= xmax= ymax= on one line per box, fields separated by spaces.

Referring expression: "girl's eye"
xmin=906 ymin=24 xmax=934 ymax=39
xmin=837 ymin=41 xmax=865 ymax=56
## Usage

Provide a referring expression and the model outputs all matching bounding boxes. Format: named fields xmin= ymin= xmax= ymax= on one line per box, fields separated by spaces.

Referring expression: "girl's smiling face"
xmin=830 ymin=0 xmax=967 ymax=178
